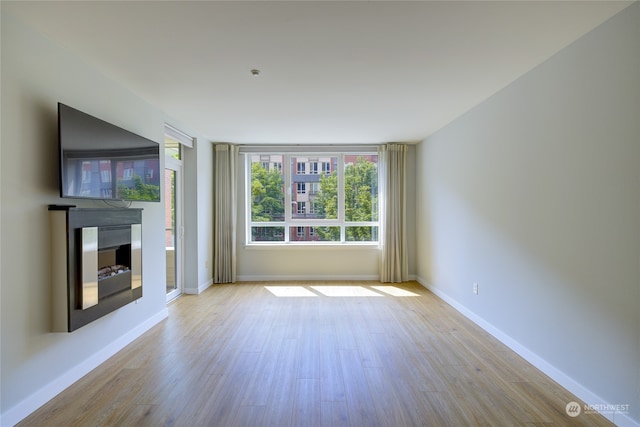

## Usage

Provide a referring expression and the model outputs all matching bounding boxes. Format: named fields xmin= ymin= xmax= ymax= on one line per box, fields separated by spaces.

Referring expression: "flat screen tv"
xmin=58 ymin=103 xmax=161 ymax=202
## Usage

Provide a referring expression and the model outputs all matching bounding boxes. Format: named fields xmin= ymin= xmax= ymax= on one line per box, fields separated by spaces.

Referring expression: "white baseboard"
xmin=236 ymin=274 xmax=381 ymax=282
xmin=184 ymin=278 xmax=213 ymax=295
xmin=1 ymin=309 xmax=168 ymax=427
xmin=616 ymin=413 xmax=640 ymax=427
xmin=415 ymin=276 xmax=639 ymax=427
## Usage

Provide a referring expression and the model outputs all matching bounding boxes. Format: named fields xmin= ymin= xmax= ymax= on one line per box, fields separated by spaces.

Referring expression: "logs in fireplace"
xmin=49 ymin=206 xmax=143 ymax=332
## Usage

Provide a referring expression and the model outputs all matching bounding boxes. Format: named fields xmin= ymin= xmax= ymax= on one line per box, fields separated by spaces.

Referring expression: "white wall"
xmin=416 ymin=3 xmax=639 ymax=425
xmin=0 ymin=10 xmax=212 ymax=425
xmin=235 ymin=146 xmax=417 ymax=281
xmin=182 ymin=129 xmax=214 ymax=294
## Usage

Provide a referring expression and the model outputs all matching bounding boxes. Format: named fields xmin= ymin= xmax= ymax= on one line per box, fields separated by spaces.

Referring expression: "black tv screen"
xmin=58 ymin=103 xmax=161 ymax=202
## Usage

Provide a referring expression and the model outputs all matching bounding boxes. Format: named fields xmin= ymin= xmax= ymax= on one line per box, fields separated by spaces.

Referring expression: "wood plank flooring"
xmin=18 ymin=281 xmax=613 ymax=426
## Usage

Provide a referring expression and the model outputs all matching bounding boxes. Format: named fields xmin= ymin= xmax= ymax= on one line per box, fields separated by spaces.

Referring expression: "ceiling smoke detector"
xmin=250 ymin=69 xmax=261 ymax=76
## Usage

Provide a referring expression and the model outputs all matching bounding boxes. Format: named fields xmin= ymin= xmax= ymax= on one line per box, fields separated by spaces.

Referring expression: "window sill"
xmin=242 ymin=242 xmax=380 ymax=251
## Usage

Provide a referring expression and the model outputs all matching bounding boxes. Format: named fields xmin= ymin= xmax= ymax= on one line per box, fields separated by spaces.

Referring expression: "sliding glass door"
xmin=165 ymin=142 xmax=183 ymax=302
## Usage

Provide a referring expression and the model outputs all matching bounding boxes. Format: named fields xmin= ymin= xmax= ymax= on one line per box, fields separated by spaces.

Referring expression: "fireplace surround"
xmin=49 ymin=205 xmax=143 ymax=332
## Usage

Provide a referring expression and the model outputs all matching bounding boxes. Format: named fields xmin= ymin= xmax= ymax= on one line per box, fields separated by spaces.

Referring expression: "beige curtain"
xmin=213 ymin=144 xmax=238 ymax=283
xmin=379 ymin=144 xmax=409 ymax=282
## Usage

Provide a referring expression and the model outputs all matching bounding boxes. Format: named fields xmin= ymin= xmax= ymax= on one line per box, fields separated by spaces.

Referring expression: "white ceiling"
xmin=5 ymin=1 xmax=633 ymax=144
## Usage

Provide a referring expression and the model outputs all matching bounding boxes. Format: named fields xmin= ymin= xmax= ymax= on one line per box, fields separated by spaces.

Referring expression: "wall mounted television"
xmin=58 ymin=103 xmax=161 ymax=202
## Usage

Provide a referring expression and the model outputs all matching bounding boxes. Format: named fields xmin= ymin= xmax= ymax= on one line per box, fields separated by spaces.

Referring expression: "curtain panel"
xmin=379 ymin=144 xmax=409 ymax=283
xmin=213 ymin=144 xmax=239 ymax=283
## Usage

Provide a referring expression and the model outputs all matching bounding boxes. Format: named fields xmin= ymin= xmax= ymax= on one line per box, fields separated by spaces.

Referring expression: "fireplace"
xmin=97 ymin=229 xmax=135 ymax=299
xmin=50 ymin=206 xmax=143 ymax=332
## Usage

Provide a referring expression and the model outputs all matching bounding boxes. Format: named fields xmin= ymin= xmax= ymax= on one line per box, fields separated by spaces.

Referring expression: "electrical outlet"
xmin=473 ymin=283 xmax=479 ymax=295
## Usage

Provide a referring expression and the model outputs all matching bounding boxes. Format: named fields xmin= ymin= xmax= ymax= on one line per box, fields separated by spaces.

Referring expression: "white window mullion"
xmin=337 ymin=154 xmax=345 ymax=242
xmin=337 ymin=154 xmax=345 ymax=223
xmin=284 ymin=154 xmax=292 ymax=242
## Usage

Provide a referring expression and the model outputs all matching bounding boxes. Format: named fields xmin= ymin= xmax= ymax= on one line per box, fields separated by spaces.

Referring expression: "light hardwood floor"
xmin=19 ymin=281 xmax=613 ymax=426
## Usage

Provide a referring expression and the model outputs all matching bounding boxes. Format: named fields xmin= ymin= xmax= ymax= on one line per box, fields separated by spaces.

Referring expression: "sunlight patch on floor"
xmin=264 ymin=285 xmax=422 ymax=298
xmin=371 ymin=286 xmax=420 ymax=297
xmin=265 ymin=286 xmax=318 ymax=297
xmin=310 ymin=286 xmax=384 ymax=297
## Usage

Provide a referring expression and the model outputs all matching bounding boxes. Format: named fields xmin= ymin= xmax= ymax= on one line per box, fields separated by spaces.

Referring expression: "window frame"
xmin=246 ymin=152 xmax=379 ymax=245
xmin=309 ymin=161 xmax=319 ymax=175
xmin=296 ymin=182 xmax=306 ymax=194
xmin=296 ymin=161 xmax=306 ymax=175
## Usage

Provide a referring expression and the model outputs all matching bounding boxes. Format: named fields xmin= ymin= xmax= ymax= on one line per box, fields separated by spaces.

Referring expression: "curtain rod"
xmin=238 ymin=144 xmax=381 ymax=153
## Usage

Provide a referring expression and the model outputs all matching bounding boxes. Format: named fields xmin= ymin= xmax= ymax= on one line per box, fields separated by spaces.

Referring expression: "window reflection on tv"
xmin=63 ymin=158 xmax=160 ymax=201
xmin=59 ymin=103 xmax=161 ymax=202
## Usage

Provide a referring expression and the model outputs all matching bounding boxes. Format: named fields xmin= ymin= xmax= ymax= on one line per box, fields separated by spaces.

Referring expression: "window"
xmin=296 ymin=162 xmax=306 ymax=175
xmin=296 ymin=182 xmax=306 ymax=194
xmin=309 ymin=161 xmax=319 ymax=174
xmin=249 ymin=154 xmax=285 ymax=225
xmin=248 ymin=153 xmax=379 ymax=244
xmin=123 ymin=168 xmax=134 ymax=180
xmin=322 ymin=161 xmax=331 ymax=174
xmin=165 ymin=136 xmax=182 ymax=160
xmin=100 ymin=169 xmax=111 ymax=183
